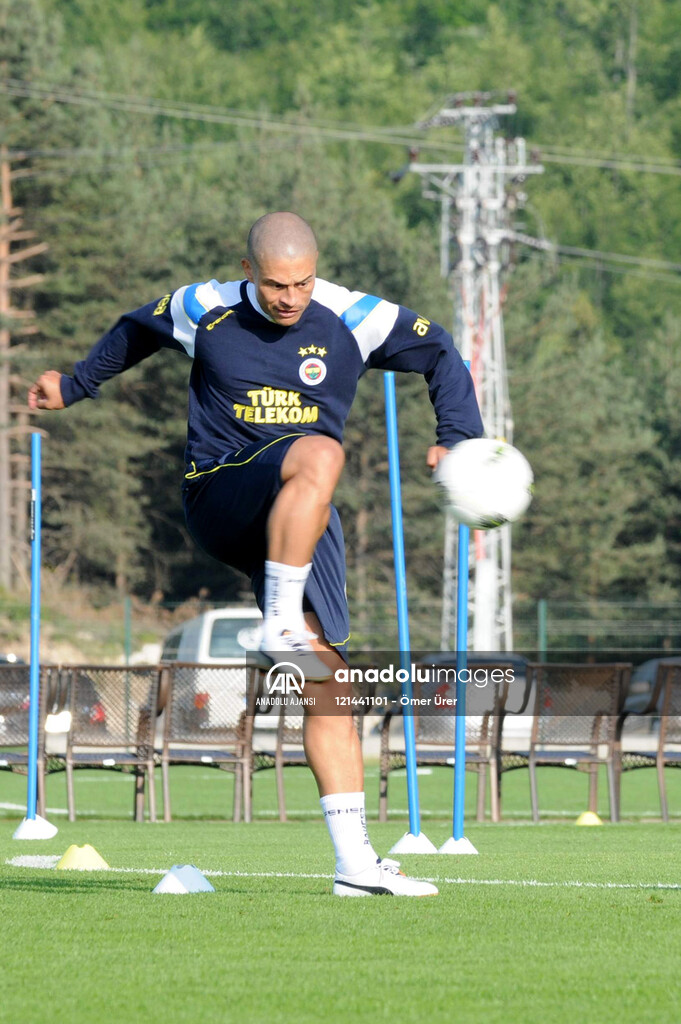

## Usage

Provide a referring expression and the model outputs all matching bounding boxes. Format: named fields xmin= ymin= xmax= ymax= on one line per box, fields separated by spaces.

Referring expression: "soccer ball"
xmin=434 ymin=438 xmax=534 ymax=529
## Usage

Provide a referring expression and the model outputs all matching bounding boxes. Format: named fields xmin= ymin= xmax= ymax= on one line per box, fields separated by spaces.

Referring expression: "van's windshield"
xmin=208 ymin=618 xmax=262 ymax=658
xmin=161 ymin=630 xmax=182 ymax=660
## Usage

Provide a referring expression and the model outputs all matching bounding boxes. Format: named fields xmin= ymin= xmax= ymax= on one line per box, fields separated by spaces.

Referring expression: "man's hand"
xmin=28 ymin=371 xmax=65 ymax=411
xmin=426 ymin=445 xmax=451 ymax=470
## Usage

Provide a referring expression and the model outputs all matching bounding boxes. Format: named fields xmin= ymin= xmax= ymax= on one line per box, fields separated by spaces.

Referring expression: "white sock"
xmin=320 ymin=791 xmax=379 ymax=876
xmin=263 ymin=560 xmax=311 ymax=640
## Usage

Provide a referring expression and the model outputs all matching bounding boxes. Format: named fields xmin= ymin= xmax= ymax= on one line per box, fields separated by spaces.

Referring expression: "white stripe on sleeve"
xmin=202 ymin=279 xmax=243 ymax=309
xmin=170 ymin=279 xmax=243 ymax=357
xmin=312 ymin=278 xmax=358 ymax=315
xmin=170 ymin=286 xmax=197 ymax=356
xmin=313 ymin=278 xmax=399 ymax=362
xmin=352 ymin=299 xmax=399 ymax=362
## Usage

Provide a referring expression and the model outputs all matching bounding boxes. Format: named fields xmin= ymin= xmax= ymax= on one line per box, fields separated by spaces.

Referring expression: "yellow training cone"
xmin=575 ymin=811 xmax=603 ymax=826
xmin=55 ymin=844 xmax=110 ymax=870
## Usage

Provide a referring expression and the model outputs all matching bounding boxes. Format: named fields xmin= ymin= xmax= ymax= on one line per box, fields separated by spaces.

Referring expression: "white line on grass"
xmin=2 ymin=803 xmax=672 ymax=823
xmin=5 ymin=857 xmax=680 ymax=890
xmin=435 ymin=877 xmax=681 ymax=891
xmin=8 ymin=855 xmax=61 ymax=868
xmin=0 ymin=802 xmax=70 ymax=815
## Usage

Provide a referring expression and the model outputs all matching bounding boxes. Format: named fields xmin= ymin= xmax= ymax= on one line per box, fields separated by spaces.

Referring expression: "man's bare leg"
xmin=260 ymin=436 xmax=345 ymax=677
xmin=299 ymin=612 xmax=377 ymax=875
xmin=268 ymin=435 xmax=345 ymax=567
xmin=301 ymin=614 xmax=438 ymax=896
xmin=300 ymin=613 xmax=363 ymax=795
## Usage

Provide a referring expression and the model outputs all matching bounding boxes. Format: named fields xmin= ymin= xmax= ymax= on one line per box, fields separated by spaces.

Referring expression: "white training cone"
xmin=13 ymin=815 xmax=58 ymax=841
xmin=438 ymin=836 xmax=479 ymax=855
xmin=389 ymin=831 xmax=438 ymax=854
xmin=152 ymin=865 xmax=215 ymax=894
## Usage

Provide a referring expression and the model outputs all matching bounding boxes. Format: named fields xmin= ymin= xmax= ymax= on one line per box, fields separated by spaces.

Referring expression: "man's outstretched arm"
xmin=27 ymin=294 xmax=190 ymax=412
xmin=312 ymin=279 xmax=483 ymax=467
xmin=365 ymin=308 xmax=484 ymax=449
xmin=26 ymin=279 xmax=241 ymax=412
xmin=364 ymin=306 xmax=484 ymax=470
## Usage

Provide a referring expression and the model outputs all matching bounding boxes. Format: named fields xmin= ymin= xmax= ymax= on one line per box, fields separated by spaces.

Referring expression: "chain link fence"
xmin=3 ymin=589 xmax=680 ymax=664
xmin=514 ymin=600 xmax=681 ymax=655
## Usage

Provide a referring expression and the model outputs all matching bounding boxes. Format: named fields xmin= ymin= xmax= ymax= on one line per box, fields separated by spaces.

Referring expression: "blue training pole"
xmin=26 ymin=432 xmax=42 ymax=821
xmin=384 ymin=371 xmax=421 ymax=838
xmin=452 ymin=351 xmax=473 ymax=842
xmin=452 ymin=521 xmax=470 ymax=840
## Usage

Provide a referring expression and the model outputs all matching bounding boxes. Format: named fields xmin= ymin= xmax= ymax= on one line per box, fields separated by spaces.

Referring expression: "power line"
xmin=539 ymin=151 xmax=681 ymax=177
xmin=539 ymin=143 xmax=681 ymax=166
xmin=511 ymin=231 xmax=681 ymax=274
xmin=4 ymin=79 xmax=681 ymax=176
xmin=523 ymin=249 xmax=681 ymax=287
xmin=2 ymin=77 xmax=419 ymax=137
xmin=9 ymin=137 xmax=303 ymax=180
xmin=2 ymin=77 xmax=467 ymax=146
xmin=0 ymin=79 xmax=464 ymax=153
xmin=7 ymin=84 xmax=677 ymax=277
xmin=8 ymin=140 xmax=231 ymax=161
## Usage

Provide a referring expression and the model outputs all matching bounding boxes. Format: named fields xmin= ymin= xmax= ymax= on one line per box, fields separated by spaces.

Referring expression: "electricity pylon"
xmin=409 ymin=93 xmax=543 ymax=651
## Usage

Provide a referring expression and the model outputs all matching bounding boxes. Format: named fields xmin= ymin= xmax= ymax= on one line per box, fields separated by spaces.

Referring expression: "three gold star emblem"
xmin=298 ymin=344 xmax=328 ymax=358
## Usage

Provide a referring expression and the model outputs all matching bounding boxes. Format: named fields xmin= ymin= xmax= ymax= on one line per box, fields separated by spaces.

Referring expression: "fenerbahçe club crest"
xmin=299 ymin=356 xmax=327 ymax=385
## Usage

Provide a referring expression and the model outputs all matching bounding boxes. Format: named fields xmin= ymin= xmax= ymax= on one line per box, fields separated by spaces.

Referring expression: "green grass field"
xmin=1 ymin=766 xmax=680 ymax=1024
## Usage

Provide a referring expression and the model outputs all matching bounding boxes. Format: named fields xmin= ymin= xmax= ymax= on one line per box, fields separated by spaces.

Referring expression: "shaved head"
xmin=246 ymin=212 xmax=318 ymax=268
xmin=242 ymin=212 xmax=318 ymax=326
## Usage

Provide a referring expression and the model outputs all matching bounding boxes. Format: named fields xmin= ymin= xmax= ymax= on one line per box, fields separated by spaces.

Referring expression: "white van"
xmin=160 ymin=607 xmax=264 ymax=729
xmin=161 ymin=606 xmax=263 ymax=664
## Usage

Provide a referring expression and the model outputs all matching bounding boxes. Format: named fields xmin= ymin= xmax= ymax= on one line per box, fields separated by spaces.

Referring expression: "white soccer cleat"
xmin=259 ymin=629 xmax=333 ymax=682
xmin=333 ymin=858 xmax=439 ymax=897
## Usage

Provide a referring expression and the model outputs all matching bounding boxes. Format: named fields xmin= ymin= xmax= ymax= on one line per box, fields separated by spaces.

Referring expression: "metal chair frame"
xmin=378 ymin=663 xmax=519 ymax=823
xmin=159 ymin=662 xmax=257 ymax=823
xmin=0 ymin=663 xmax=54 ymax=817
xmin=55 ymin=665 xmax=160 ymax=822
xmin=616 ymin=662 xmax=681 ymax=821
xmin=519 ymin=662 xmax=632 ymax=823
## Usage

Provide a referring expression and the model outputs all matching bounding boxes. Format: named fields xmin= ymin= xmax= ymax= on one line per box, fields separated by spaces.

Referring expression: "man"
xmin=29 ymin=212 xmax=483 ymax=897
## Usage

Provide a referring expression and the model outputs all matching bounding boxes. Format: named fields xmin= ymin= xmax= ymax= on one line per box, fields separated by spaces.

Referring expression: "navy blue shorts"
xmin=182 ymin=434 xmax=350 ymax=654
